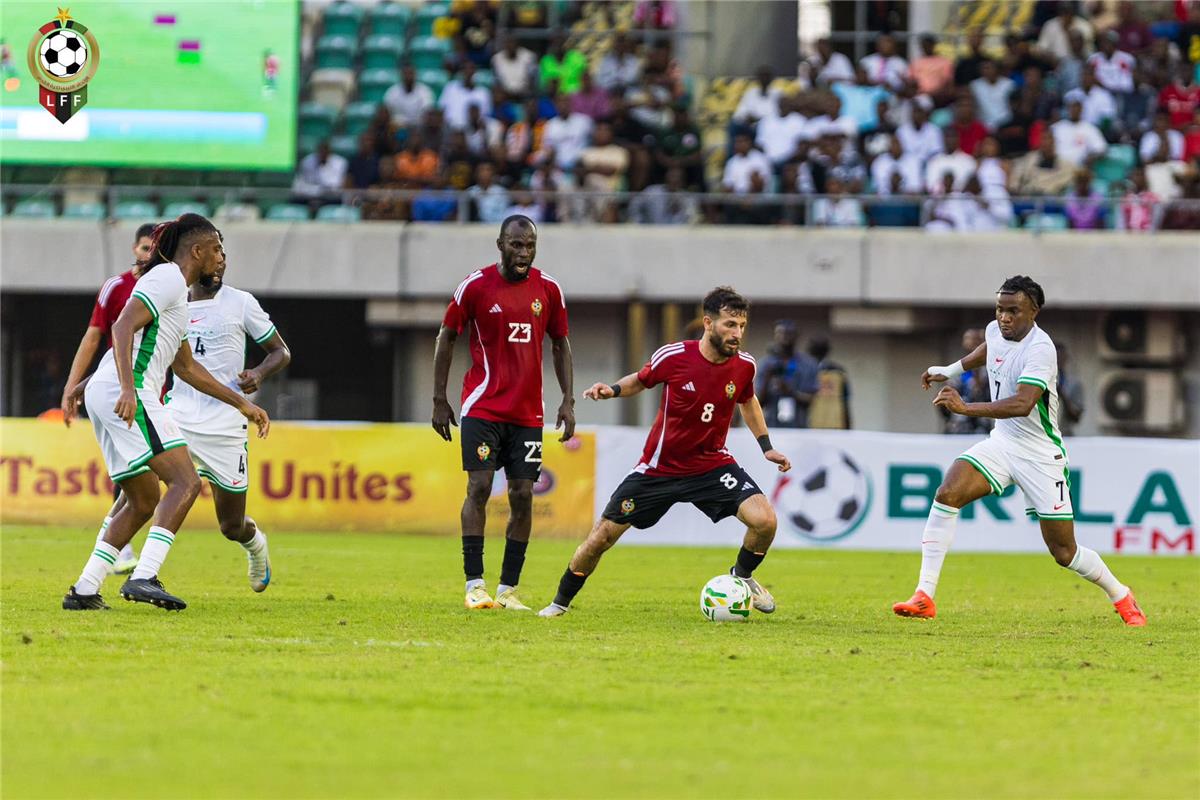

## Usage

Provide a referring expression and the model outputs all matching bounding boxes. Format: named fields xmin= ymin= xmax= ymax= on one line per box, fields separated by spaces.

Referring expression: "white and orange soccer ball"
xmin=699 ymin=574 xmax=752 ymax=622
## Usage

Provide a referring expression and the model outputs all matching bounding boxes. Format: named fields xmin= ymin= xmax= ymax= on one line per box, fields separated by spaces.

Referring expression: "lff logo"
xmin=26 ymin=7 xmax=99 ymax=123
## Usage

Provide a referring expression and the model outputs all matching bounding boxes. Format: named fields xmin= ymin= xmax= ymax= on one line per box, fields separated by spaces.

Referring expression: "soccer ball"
xmin=40 ymin=30 xmax=87 ymax=79
xmin=772 ymin=443 xmax=870 ymax=542
xmin=700 ymin=574 xmax=752 ymax=622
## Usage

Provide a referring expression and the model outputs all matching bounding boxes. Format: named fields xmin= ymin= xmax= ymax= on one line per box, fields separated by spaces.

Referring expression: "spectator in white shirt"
xmin=595 ymin=33 xmax=642 ymax=93
xmin=975 ymin=135 xmax=1008 ymax=193
xmin=722 ymin=132 xmax=773 ymax=194
xmin=538 ymin=93 xmax=595 ymax=170
xmin=1078 ymin=67 xmax=1117 ymax=129
xmin=464 ymin=103 xmax=504 ymax=159
xmin=896 ymin=101 xmax=944 ymax=166
xmin=970 ymin=60 xmax=1016 ymax=131
xmin=811 ymin=176 xmax=865 ymax=227
xmin=1052 ymin=92 xmax=1108 ymax=166
xmin=438 ymin=62 xmax=493 ymax=130
xmin=292 ymin=140 xmax=348 ymax=199
xmin=383 ymin=65 xmax=435 ymax=129
xmin=1087 ymin=31 xmax=1136 ymax=95
xmin=871 ymin=134 xmax=924 ymax=194
xmin=755 ymin=95 xmax=808 ymax=169
xmin=925 ymin=174 xmax=1012 ymax=232
xmin=733 ymin=66 xmax=783 ymax=127
xmin=924 ymin=127 xmax=977 ymax=194
xmin=468 ymin=162 xmax=511 ymax=223
xmin=1139 ymin=111 xmax=1186 ymax=163
xmin=807 ymin=38 xmax=855 ymax=87
xmin=1037 ymin=4 xmax=1094 ymax=62
xmin=859 ymin=34 xmax=909 ymax=92
xmin=491 ymin=35 xmax=537 ymax=98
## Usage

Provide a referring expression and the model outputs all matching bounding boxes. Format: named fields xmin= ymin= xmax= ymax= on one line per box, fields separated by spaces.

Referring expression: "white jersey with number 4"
xmin=984 ymin=320 xmax=1066 ymax=462
xmin=168 ymin=284 xmax=276 ymax=433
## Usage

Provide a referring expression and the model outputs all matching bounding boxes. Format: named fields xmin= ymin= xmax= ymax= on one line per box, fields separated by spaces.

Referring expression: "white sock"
xmin=497 ymin=583 xmax=514 ymax=595
xmin=131 ymin=526 xmax=176 ymax=580
xmin=119 ymin=542 xmax=136 ymax=560
xmin=1066 ymin=546 xmax=1128 ymax=601
xmin=76 ymin=541 xmax=119 ymax=595
xmin=917 ymin=502 xmax=960 ymax=598
xmin=240 ymin=530 xmax=267 ymax=554
xmin=465 ymin=578 xmax=485 ymax=592
xmin=94 ymin=516 xmax=112 ymax=546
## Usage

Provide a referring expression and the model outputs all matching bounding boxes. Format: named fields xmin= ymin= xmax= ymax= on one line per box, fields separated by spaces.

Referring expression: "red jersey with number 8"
xmin=442 ymin=264 xmax=569 ymax=427
xmin=634 ymin=340 xmax=757 ymax=477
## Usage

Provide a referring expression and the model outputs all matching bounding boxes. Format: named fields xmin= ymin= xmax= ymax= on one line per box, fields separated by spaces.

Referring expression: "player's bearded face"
xmin=995 ymin=292 xmax=1036 ymax=340
xmin=197 ymin=235 xmax=227 ymax=284
xmin=708 ymin=312 xmax=747 ymax=356
xmin=499 ymin=231 xmax=536 ymax=277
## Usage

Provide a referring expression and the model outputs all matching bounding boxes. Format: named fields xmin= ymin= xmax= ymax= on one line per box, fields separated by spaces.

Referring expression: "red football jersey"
xmin=442 ymin=264 xmax=569 ymax=427
xmin=87 ymin=270 xmax=138 ymax=348
xmin=634 ymin=340 xmax=757 ymax=477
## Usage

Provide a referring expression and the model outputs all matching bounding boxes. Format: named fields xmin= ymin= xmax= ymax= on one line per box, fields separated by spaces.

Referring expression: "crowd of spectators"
xmin=295 ymin=0 xmax=1200 ymax=230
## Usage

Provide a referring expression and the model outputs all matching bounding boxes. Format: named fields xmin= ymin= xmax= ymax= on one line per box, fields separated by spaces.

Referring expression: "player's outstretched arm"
xmin=431 ymin=325 xmax=458 ymax=442
xmin=583 ymin=373 xmax=645 ymax=401
xmin=238 ymin=331 xmax=292 ymax=394
xmin=738 ymin=395 xmax=791 ymax=473
xmin=933 ymin=382 xmax=1041 ymax=420
xmin=921 ymin=339 xmax=988 ymax=390
xmin=61 ymin=326 xmax=103 ymax=427
xmin=552 ymin=335 xmax=576 ymax=442
xmin=172 ymin=341 xmax=270 ymax=438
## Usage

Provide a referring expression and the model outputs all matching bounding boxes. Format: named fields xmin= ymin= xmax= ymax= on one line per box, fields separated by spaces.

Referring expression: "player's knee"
xmin=178 ymin=471 xmax=202 ymax=503
xmin=218 ymin=518 xmax=245 ymax=541
xmin=464 ymin=476 xmax=491 ymax=507
xmin=933 ymin=484 xmax=965 ymax=508
xmin=126 ymin=490 xmax=158 ymax=520
xmin=1049 ymin=542 xmax=1075 ymax=567
xmin=507 ymin=482 xmax=533 ymax=510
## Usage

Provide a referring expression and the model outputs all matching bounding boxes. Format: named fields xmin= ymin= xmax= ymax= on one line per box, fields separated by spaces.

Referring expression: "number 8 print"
xmin=700 ymin=403 xmax=714 ymax=423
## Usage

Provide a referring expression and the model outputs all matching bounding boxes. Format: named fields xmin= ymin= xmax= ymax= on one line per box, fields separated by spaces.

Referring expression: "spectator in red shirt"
xmin=1185 ymin=108 xmax=1200 ymax=160
xmin=1159 ymin=64 xmax=1200 ymax=129
xmin=1113 ymin=0 xmax=1153 ymax=54
xmin=952 ymin=96 xmax=989 ymax=156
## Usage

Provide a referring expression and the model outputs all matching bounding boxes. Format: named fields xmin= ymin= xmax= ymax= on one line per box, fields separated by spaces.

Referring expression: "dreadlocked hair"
xmin=997 ymin=275 xmax=1045 ymax=309
xmin=139 ymin=213 xmax=218 ymax=272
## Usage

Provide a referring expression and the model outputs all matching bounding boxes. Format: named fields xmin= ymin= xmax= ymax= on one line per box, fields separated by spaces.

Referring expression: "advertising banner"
xmin=0 ymin=419 xmax=594 ymax=536
xmin=596 ymin=428 xmax=1198 ymax=555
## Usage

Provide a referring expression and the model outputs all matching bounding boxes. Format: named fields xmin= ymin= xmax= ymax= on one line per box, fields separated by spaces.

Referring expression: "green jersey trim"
xmin=956 ymin=455 xmax=1003 ymax=496
xmin=253 ymin=325 xmax=277 ymax=345
xmin=132 ymin=290 xmax=159 ymax=322
xmin=1036 ymin=395 xmax=1069 ymax=464
xmin=198 ymin=468 xmax=249 ymax=494
xmin=1017 ymin=376 xmax=1049 ymax=391
xmin=132 ymin=319 xmax=160 ymax=390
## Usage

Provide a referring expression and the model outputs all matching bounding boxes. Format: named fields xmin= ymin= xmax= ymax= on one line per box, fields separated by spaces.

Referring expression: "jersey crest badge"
xmin=531 ymin=298 xmax=543 ymax=317
xmin=725 ymin=381 xmax=737 ymax=399
xmin=476 ymin=444 xmax=492 ymax=462
xmin=620 ymin=498 xmax=636 ymax=514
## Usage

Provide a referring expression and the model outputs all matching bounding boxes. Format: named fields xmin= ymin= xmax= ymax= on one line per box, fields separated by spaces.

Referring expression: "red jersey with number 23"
xmin=442 ymin=264 xmax=569 ymax=427
xmin=635 ymin=340 xmax=757 ymax=477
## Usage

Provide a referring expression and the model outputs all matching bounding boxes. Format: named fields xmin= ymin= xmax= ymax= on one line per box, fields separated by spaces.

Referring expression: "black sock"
xmin=462 ymin=535 xmax=484 ymax=580
xmin=499 ymin=537 xmax=529 ymax=587
xmin=552 ymin=567 xmax=589 ymax=607
xmin=732 ymin=546 xmax=766 ymax=579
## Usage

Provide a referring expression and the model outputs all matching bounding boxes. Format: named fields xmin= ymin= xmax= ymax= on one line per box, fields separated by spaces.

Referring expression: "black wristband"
xmin=757 ymin=434 xmax=773 ymax=453
xmin=609 ymin=383 xmax=622 ymax=397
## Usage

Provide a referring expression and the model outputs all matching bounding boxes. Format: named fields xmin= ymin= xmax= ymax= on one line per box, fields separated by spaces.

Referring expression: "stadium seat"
xmin=299 ymin=101 xmax=338 ymax=141
xmin=114 ymin=200 xmax=160 ymax=220
xmin=322 ymin=1 xmax=364 ymax=38
xmin=369 ymin=1 xmax=412 ymax=37
xmin=330 ymin=134 xmax=359 ymax=160
xmin=358 ymin=68 xmax=400 ymax=104
xmin=473 ymin=69 xmax=495 ymax=89
xmin=11 ymin=198 xmax=57 ymax=218
xmin=213 ymin=203 xmax=262 ymax=222
xmin=315 ymin=35 xmax=358 ymax=71
xmin=362 ymin=34 xmax=405 ymax=71
xmin=253 ymin=171 xmax=295 ymax=188
xmin=415 ymin=3 xmax=450 ymax=37
xmin=417 ymin=67 xmax=450 ymax=99
xmin=409 ymin=36 xmax=452 ymax=70
xmin=316 ymin=204 xmax=363 ymax=223
xmin=63 ymin=201 xmax=106 ymax=220
xmin=1105 ymin=144 xmax=1137 ymax=170
xmin=297 ymin=133 xmax=321 ymax=157
xmin=341 ymin=101 xmax=379 ymax=137
xmin=1025 ymin=212 xmax=1069 ymax=231
xmin=163 ymin=201 xmax=212 ymax=218
xmin=266 ymin=203 xmax=312 ymax=222
xmin=309 ymin=68 xmax=356 ymax=113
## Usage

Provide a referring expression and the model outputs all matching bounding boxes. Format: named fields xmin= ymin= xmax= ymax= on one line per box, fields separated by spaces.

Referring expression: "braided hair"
xmin=138 ymin=213 xmax=219 ymax=272
xmin=997 ymin=275 xmax=1045 ymax=310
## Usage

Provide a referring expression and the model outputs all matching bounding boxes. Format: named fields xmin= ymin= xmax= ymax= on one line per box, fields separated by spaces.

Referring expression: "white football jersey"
xmin=92 ymin=263 xmax=188 ymax=400
xmin=168 ymin=284 xmax=276 ymax=432
xmin=984 ymin=320 xmax=1067 ymax=463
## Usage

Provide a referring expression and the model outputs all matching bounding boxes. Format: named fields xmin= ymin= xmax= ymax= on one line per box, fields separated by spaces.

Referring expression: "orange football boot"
xmin=1113 ymin=591 xmax=1146 ymax=626
xmin=892 ymin=589 xmax=936 ymax=619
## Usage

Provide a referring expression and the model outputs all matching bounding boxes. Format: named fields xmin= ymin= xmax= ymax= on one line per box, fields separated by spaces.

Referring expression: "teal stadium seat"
xmin=415 ymin=3 xmax=450 ymax=37
xmin=473 ymin=69 xmax=495 ymax=89
xmin=409 ymin=36 xmax=451 ymax=70
xmin=369 ymin=2 xmax=412 ymax=37
xmin=322 ymin=1 xmax=364 ymax=38
xmin=299 ymin=101 xmax=338 ymax=141
xmin=316 ymin=205 xmax=363 ymax=222
xmin=113 ymin=200 xmax=159 ymax=220
xmin=417 ymin=67 xmax=450 ymax=99
xmin=1025 ymin=212 xmax=1069 ymax=231
xmin=341 ymin=101 xmax=379 ymax=137
xmin=330 ymin=134 xmax=359 ymax=160
xmin=63 ymin=201 xmax=106 ymax=219
xmin=315 ymin=35 xmax=358 ymax=71
xmin=11 ymin=198 xmax=56 ymax=218
xmin=359 ymin=68 xmax=400 ymax=104
xmin=266 ymin=204 xmax=311 ymax=222
xmin=163 ymin=201 xmax=211 ymax=218
xmin=363 ymin=34 xmax=405 ymax=71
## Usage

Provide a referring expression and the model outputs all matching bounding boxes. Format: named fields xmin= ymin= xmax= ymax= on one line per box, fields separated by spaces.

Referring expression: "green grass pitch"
xmin=2 ymin=525 xmax=1197 ymax=799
